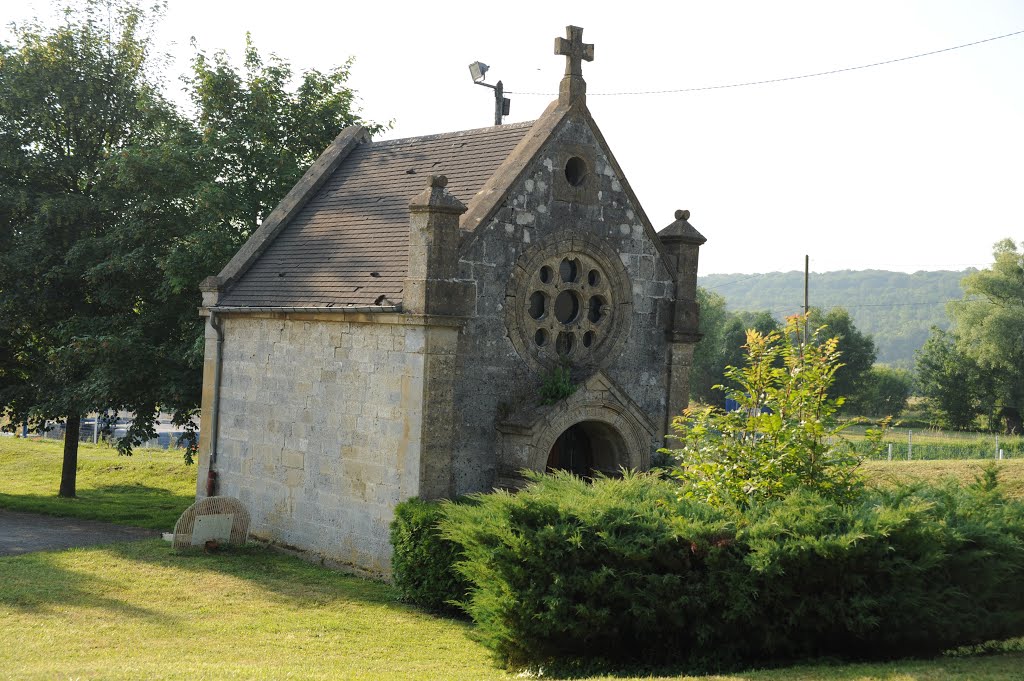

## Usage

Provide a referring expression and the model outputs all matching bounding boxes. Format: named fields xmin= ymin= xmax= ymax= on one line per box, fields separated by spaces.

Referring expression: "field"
xmin=862 ymin=459 xmax=1024 ymax=498
xmin=2 ymin=438 xmax=1023 ymax=680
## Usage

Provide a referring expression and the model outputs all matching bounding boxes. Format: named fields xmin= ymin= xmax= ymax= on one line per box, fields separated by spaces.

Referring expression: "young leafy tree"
xmin=666 ymin=315 xmax=882 ymax=508
xmin=948 ymin=239 xmax=1024 ymax=434
xmin=0 ymin=0 xmax=204 ymax=496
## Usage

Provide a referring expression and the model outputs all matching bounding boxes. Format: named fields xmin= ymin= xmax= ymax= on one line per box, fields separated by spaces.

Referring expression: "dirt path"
xmin=0 ymin=509 xmax=159 ymax=557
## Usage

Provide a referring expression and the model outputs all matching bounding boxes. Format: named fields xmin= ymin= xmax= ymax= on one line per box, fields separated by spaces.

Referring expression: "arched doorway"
xmin=545 ymin=420 xmax=629 ymax=478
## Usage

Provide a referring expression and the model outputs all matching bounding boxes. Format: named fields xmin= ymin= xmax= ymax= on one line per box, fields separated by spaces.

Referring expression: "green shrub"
xmin=440 ymin=471 xmax=1024 ymax=673
xmin=389 ymin=497 xmax=469 ymax=616
xmin=739 ymin=482 xmax=1024 ymax=661
xmin=666 ymin=315 xmax=886 ymax=508
xmin=441 ymin=471 xmax=743 ymax=671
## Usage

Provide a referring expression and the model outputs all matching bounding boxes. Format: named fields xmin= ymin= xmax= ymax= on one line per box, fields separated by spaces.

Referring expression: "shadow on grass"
xmin=0 ymin=544 xmax=175 ymax=625
xmin=0 ymin=538 xmax=401 ymax=628
xmin=103 ymin=539 xmax=407 ymax=611
xmin=0 ymin=484 xmax=195 ymax=530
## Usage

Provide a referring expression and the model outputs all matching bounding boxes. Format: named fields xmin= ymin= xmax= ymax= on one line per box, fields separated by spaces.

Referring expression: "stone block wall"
xmin=210 ymin=314 xmax=426 ymax=577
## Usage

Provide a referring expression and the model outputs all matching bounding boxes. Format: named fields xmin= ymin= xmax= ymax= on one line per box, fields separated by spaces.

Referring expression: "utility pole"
xmin=803 ymin=254 xmax=809 ymax=344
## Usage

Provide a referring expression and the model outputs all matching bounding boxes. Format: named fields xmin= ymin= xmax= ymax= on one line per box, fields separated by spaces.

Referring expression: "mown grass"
xmin=0 ymin=437 xmax=197 ymax=529
xmin=863 ymin=459 xmax=1024 ymax=499
xmin=3 ymin=439 xmax=1024 ymax=679
xmin=1 ymin=540 xmax=1021 ymax=681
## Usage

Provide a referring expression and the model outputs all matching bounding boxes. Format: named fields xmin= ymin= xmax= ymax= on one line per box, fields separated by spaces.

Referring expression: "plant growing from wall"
xmin=537 ymin=359 xmax=576 ymax=406
xmin=665 ymin=314 xmax=886 ymax=508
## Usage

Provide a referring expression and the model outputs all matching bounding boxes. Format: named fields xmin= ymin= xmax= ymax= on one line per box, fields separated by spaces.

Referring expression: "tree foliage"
xmin=915 ymin=327 xmax=991 ymax=430
xmin=948 ymin=239 xmax=1024 ymax=434
xmin=168 ymin=35 xmax=388 ymax=290
xmin=0 ymin=1 xmax=387 ymax=496
xmin=667 ymin=315 xmax=882 ymax=508
xmin=689 ymin=287 xmax=779 ymax=407
xmin=808 ymin=306 xmax=876 ymax=409
xmin=856 ymin=366 xmax=912 ymax=418
xmin=689 ymin=287 xmax=730 ymax=404
xmin=0 ymin=0 xmax=203 ymax=494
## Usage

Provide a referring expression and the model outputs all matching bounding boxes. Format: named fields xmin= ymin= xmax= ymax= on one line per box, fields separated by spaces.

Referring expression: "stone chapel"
xmin=195 ymin=26 xmax=706 ymax=576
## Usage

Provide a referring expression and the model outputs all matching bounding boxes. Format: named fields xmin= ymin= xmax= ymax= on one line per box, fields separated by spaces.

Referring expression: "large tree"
xmin=0 ymin=3 xmax=387 ymax=497
xmin=689 ymin=287 xmax=729 ymax=404
xmin=0 ymin=0 xmax=204 ymax=496
xmin=689 ymin=287 xmax=781 ymax=406
xmin=857 ymin=366 xmax=912 ymax=418
xmin=948 ymin=239 xmax=1024 ymax=434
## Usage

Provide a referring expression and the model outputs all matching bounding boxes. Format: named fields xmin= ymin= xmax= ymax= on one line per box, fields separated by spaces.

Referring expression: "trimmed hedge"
xmin=389 ymin=497 xmax=470 ymax=616
xmin=394 ymin=471 xmax=1024 ymax=672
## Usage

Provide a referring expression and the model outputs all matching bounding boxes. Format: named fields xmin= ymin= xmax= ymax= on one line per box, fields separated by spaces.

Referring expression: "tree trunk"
xmin=1002 ymin=407 xmax=1023 ymax=436
xmin=59 ymin=414 xmax=81 ymax=498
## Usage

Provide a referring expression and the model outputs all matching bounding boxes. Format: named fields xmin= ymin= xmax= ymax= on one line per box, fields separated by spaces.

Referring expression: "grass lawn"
xmin=3 ymin=439 xmax=1024 ymax=679
xmin=0 ymin=437 xmax=197 ymax=529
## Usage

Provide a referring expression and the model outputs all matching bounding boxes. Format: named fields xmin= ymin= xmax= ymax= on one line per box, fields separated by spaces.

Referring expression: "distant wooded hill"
xmin=698 ymin=270 xmax=973 ymax=370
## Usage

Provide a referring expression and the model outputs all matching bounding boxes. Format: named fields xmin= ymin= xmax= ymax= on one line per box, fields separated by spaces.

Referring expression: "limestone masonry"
xmin=195 ymin=26 xmax=705 ymax=577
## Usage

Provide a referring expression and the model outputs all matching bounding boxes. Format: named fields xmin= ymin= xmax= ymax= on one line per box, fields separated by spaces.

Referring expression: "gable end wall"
xmin=451 ymin=117 xmax=675 ymax=493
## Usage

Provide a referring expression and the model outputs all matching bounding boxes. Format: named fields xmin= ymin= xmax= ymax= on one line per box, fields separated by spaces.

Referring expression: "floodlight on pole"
xmin=469 ymin=61 xmax=489 ymax=83
xmin=468 ymin=60 xmax=510 ymax=126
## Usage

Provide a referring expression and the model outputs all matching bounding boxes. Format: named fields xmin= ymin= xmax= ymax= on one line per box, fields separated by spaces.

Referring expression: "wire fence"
xmin=848 ymin=429 xmax=1022 ymax=461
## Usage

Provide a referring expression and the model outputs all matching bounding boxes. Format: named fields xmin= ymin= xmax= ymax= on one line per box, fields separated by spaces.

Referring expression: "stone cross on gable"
xmin=555 ymin=25 xmax=594 ymax=104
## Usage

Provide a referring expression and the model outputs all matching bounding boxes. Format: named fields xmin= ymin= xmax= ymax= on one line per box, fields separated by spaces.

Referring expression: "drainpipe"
xmin=205 ymin=309 xmax=224 ymax=497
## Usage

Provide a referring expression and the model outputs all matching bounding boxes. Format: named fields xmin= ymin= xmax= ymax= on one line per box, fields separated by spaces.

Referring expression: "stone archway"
xmin=546 ymin=420 xmax=630 ymax=477
xmin=495 ymin=371 xmax=659 ymax=489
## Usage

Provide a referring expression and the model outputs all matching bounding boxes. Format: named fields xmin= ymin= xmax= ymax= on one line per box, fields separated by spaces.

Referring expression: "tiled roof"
xmin=219 ymin=122 xmax=535 ymax=308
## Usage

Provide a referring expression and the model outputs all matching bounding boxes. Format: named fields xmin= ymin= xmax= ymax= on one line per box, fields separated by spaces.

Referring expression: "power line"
xmin=705 ymin=273 xmax=765 ymax=291
xmin=757 ymin=297 xmax=983 ymax=315
xmin=508 ymin=28 xmax=1024 ymax=97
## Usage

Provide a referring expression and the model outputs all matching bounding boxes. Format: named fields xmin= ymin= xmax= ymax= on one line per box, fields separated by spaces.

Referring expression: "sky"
xmin=3 ymin=0 xmax=1023 ymax=275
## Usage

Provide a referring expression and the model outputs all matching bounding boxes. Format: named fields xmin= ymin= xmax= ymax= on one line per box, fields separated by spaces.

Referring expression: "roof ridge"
xmin=369 ymin=121 xmax=538 ymax=148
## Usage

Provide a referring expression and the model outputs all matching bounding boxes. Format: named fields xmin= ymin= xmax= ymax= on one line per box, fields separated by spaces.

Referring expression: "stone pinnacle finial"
xmin=660 ymin=209 xmax=706 ymax=246
xmin=409 ymin=174 xmax=466 ymax=215
xmin=554 ymin=25 xmax=594 ymax=105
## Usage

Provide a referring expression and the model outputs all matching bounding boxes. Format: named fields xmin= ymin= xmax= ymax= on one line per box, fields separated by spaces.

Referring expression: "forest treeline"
xmin=698 ymin=269 xmax=969 ymax=369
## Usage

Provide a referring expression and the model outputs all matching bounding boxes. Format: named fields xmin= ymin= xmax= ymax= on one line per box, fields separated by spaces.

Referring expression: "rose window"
xmin=523 ymin=254 xmax=615 ymax=362
xmin=507 ymin=234 xmax=631 ymax=371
